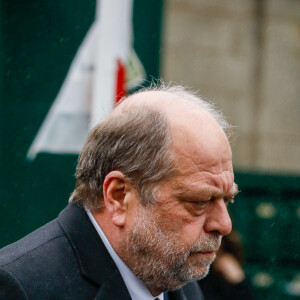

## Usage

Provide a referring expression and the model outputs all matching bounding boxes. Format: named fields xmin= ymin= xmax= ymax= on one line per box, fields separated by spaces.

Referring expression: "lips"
xmin=190 ymin=250 xmax=216 ymax=255
xmin=190 ymin=248 xmax=218 ymax=255
xmin=199 ymin=251 xmax=216 ymax=257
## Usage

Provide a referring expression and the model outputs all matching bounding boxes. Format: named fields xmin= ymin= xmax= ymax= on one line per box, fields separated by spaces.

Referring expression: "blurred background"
xmin=0 ymin=0 xmax=299 ymax=299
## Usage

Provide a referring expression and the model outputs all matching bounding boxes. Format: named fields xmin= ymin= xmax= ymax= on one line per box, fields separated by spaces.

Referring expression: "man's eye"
xmin=193 ymin=200 xmax=209 ymax=207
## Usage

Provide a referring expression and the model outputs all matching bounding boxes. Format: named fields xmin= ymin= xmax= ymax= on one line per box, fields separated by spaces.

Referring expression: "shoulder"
xmin=0 ymin=219 xmax=65 ymax=268
xmin=0 ymin=219 xmax=69 ymax=300
xmin=0 ymin=207 xmax=99 ymax=299
xmin=0 ymin=268 xmax=29 ymax=300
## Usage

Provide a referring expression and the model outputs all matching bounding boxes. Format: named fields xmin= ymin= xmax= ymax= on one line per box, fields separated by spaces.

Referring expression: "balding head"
xmin=114 ymin=86 xmax=231 ymax=138
xmin=69 ymin=84 xmax=232 ymax=209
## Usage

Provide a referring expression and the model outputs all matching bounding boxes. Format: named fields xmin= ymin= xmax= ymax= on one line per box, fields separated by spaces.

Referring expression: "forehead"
xmin=164 ymin=105 xmax=234 ymax=195
xmin=168 ymin=156 xmax=234 ymax=191
xmin=172 ymin=169 xmax=236 ymax=197
xmin=170 ymin=108 xmax=232 ymax=168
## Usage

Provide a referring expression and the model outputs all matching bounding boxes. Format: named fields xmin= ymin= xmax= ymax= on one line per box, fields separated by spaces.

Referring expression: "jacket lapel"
xmin=94 ymin=269 xmax=131 ymax=300
xmin=169 ymin=282 xmax=205 ymax=300
xmin=57 ymin=203 xmax=131 ymax=299
xmin=58 ymin=204 xmax=204 ymax=300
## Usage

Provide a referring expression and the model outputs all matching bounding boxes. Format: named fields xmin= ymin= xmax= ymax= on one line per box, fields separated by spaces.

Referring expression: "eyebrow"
xmin=231 ymin=182 xmax=239 ymax=197
xmin=175 ymin=182 xmax=239 ymax=200
xmin=201 ymin=182 xmax=240 ymax=198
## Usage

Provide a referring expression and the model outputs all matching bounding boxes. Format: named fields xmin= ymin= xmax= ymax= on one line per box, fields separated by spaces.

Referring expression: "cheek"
xmin=156 ymin=202 xmax=192 ymax=233
xmin=159 ymin=206 xmax=206 ymax=244
xmin=182 ymin=218 xmax=206 ymax=243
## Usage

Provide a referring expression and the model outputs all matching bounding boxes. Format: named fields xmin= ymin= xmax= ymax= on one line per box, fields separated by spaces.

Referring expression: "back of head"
xmin=69 ymin=83 xmax=231 ymax=209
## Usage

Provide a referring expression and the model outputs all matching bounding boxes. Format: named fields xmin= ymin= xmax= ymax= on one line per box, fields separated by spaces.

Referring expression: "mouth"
xmin=190 ymin=251 xmax=216 ymax=258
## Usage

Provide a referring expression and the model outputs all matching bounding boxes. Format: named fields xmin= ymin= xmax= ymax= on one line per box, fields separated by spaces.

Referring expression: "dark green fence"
xmin=0 ymin=0 xmax=163 ymax=247
xmin=231 ymin=173 xmax=300 ymax=300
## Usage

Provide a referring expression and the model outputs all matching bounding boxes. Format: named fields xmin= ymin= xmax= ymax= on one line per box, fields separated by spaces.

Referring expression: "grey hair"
xmin=69 ymin=83 xmax=232 ymax=209
xmin=69 ymin=105 xmax=175 ymax=209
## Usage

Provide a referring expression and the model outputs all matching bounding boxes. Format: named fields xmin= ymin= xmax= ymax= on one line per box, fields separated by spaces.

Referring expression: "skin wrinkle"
xmin=91 ymin=89 xmax=235 ymax=296
xmin=123 ymin=201 xmax=222 ymax=293
xmin=164 ymin=170 xmax=237 ymax=204
xmin=172 ymin=152 xmax=232 ymax=174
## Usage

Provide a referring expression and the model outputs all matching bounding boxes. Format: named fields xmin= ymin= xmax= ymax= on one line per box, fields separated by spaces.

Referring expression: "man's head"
xmin=69 ymin=84 xmax=238 ymax=295
xmin=70 ymin=85 xmax=232 ymax=209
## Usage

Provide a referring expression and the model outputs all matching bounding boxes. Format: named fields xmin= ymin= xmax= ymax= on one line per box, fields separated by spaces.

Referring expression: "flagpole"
xmin=90 ymin=0 xmax=133 ymax=129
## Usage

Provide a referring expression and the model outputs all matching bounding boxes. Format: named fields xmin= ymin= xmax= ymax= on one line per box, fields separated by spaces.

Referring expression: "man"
xmin=0 ymin=85 xmax=238 ymax=299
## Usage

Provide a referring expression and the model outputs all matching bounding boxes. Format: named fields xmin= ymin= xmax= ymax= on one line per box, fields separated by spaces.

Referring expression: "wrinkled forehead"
xmin=168 ymin=111 xmax=233 ymax=189
xmin=116 ymin=90 xmax=232 ymax=164
xmin=170 ymin=106 xmax=230 ymax=154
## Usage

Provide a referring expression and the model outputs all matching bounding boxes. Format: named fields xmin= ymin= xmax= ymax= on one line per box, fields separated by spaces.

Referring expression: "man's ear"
xmin=102 ymin=171 xmax=134 ymax=227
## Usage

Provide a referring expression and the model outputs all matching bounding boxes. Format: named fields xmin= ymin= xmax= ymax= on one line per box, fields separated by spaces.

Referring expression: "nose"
xmin=203 ymin=198 xmax=232 ymax=236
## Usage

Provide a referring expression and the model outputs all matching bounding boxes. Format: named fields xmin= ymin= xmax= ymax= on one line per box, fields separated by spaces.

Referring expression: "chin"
xmin=176 ymin=264 xmax=212 ymax=286
xmin=198 ymin=265 xmax=211 ymax=280
xmin=189 ymin=263 xmax=212 ymax=281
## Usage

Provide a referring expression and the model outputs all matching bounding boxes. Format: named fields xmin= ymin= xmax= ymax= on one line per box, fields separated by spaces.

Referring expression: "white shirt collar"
xmin=85 ymin=208 xmax=164 ymax=300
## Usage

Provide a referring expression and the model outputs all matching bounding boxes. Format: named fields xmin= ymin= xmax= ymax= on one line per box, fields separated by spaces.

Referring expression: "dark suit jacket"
xmin=0 ymin=203 xmax=204 ymax=300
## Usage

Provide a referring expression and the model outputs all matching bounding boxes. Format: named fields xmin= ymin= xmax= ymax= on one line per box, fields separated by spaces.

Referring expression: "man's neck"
xmin=85 ymin=208 xmax=164 ymax=300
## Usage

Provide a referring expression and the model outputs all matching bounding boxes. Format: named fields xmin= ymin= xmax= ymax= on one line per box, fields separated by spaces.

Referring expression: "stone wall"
xmin=162 ymin=0 xmax=300 ymax=174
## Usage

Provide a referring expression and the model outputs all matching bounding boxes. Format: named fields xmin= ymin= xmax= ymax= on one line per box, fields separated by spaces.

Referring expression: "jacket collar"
xmin=169 ymin=282 xmax=204 ymax=300
xmin=57 ymin=203 xmax=204 ymax=300
xmin=57 ymin=203 xmax=131 ymax=300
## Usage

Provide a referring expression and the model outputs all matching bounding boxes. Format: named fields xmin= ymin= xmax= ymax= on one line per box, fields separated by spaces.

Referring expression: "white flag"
xmin=27 ymin=0 xmax=146 ymax=160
